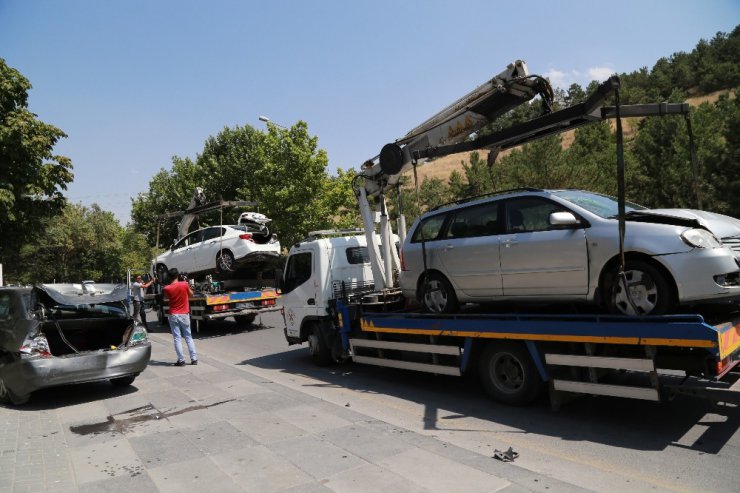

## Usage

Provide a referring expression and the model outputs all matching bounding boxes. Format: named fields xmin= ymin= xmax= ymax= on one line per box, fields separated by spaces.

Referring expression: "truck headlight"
xmin=681 ymin=228 xmax=722 ymax=248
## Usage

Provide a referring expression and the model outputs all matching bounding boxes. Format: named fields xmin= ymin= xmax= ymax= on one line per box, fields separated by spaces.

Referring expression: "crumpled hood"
xmin=638 ymin=209 xmax=740 ymax=239
xmin=36 ymin=283 xmax=129 ymax=306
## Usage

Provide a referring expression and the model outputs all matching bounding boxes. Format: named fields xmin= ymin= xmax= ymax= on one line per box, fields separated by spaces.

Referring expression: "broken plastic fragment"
xmin=493 ymin=447 xmax=519 ymax=462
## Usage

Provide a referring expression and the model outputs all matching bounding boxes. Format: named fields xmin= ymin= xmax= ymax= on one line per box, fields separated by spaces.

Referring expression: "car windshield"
xmin=46 ymin=302 xmax=128 ymax=319
xmin=552 ymin=190 xmax=646 ymax=218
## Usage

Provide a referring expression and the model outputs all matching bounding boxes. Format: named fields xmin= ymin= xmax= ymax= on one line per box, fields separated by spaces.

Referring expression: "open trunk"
xmin=40 ymin=318 xmax=134 ymax=356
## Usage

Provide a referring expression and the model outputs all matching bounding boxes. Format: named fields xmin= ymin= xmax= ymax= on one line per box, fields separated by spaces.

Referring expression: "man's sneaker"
xmin=191 ymin=360 xmax=198 ymax=365
xmin=175 ymin=360 xmax=186 ymax=367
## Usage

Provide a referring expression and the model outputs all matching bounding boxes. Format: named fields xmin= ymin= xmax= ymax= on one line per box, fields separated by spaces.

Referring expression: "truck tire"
xmin=307 ymin=323 xmax=333 ymax=366
xmin=156 ymin=263 xmax=169 ymax=283
xmin=478 ymin=342 xmax=541 ymax=406
xmin=235 ymin=314 xmax=257 ymax=329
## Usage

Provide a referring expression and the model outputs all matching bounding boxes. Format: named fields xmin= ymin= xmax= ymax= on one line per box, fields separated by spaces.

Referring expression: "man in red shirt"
xmin=163 ymin=268 xmax=198 ymax=366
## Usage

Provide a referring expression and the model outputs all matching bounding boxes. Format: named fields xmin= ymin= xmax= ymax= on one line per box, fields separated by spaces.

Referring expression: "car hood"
xmin=628 ymin=209 xmax=740 ymax=239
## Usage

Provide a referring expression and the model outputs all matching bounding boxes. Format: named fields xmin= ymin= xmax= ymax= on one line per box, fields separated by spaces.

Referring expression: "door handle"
xmin=307 ymin=298 xmax=315 ymax=305
xmin=503 ymin=239 xmax=518 ymax=247
xmin=444 ymin=244 xmax=454 ymax=251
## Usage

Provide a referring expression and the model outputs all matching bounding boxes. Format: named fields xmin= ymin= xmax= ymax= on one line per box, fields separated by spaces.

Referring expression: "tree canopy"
xmin=0 ymin=58 xmax=73 ymax=280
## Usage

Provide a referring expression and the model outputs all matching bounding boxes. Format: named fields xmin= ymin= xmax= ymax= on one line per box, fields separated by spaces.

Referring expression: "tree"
xmin=19 ymin=203 xmax=123 ymax=283
xmin=0 ymin=58 xmax=73 ymax=279
xmin=132 ymin=121 xmax=337 ymax=250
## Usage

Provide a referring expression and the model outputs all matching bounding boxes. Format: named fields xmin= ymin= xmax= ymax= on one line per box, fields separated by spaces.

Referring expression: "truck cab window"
xmin=283 ymin=252 xmax=312 ymax=294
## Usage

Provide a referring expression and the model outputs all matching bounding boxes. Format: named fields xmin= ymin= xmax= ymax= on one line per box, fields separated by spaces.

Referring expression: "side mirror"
xmin=550 ymin=211 xmax=579 ymax=226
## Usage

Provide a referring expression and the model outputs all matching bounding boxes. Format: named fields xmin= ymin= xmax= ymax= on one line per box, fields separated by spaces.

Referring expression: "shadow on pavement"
xmin=238 ymin=345 xmax=740 ymax=455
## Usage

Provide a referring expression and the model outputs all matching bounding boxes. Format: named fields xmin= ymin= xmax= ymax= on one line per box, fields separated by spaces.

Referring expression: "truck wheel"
xmin=110 ymin=375 xmax=137 ymax=387
xmin=478 ymin=342 xmax=541 ymax=406
xmin=307 ymin=323 xmax=333 ymax=366
xmin=216 ymin=250 xmax=236 ymax=272
xmin=422 ymin=273 xmax=459 ymax=313
xmin=235 ymin=314 xmax=257 ymax=329
xmin=604 ymin=260 xmax=673 ymax=316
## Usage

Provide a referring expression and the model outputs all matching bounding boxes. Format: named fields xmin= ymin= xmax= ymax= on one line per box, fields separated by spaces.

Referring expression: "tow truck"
xmin=152 ymin=189 xmax=281 ymax=332
xmin=281 ymin=60 xmax=740 ymax=407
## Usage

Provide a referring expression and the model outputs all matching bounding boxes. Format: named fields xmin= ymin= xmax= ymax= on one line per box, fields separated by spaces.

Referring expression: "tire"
xmin=421 ymin=272 xmax=459 ymax=313
xmin=604 ymin=260 xmax=673 ymax=316
xmin=234 ymin=314 xmax=257 ymax=329
xmin=110 ymin=375 xmax=137 ymax=387
xmin=307 ymin=323 xmax=333 ymax=366
xmin=156 ymin=263 xmax=169 ymax=283
xmin=216 ymin=250 xmax=236 ymax=272
xmin=0 ymin=378 xmax=30 ymax=406
xmin=478 ymin=342 xmax=542 ymax=406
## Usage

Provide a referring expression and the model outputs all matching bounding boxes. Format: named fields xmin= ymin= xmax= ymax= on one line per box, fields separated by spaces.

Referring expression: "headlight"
xmin=681 ymin=228 xmax=722 ymax=248
xmin=128 ymin=325 xmax=149 ymax=346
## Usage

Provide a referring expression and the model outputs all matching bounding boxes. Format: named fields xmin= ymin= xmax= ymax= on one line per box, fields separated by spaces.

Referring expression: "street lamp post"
xmin=258 ymin=115 xmax=287 ymax=129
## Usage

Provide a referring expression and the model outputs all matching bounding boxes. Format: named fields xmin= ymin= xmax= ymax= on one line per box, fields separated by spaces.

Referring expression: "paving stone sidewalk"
xmin=0 ymin=335 xmax=585 ymax=493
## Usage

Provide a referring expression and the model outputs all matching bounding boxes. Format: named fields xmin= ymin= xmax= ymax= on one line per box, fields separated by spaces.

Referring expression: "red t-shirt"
xmin=164 ymin=281 xmax=191 ymax=314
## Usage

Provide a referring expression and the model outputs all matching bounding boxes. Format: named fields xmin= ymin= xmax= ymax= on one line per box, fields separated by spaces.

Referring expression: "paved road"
xmin=1 ymin=312 xmax=578 ymax=493
xmin=189 ymin=312 xmax=740 ymax=493
xmin=2 ymin=311 xmax=739 ymax=492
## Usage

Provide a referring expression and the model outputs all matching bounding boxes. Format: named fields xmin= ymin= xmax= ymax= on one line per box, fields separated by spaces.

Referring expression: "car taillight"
xmin=261 ymin=299 xmax=276 ymax=306
xmin=239 ymin=233 xmax=254 ymax=242
xmin=19 ymin=334 xmax=51 ymax=358
xmin=128 ymin=325 xmax=148 ymax=347
xmin=212 ymin=304 xmax=230 ymax=312
xmin=400 ymin=249 xmax=407 ymax=271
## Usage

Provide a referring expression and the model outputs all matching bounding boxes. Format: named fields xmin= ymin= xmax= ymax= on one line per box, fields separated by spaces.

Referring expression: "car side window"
xmin=504 ymin=198 xmax=571 ymax=233
xmin=0 ymin=292 xmax=11 ymax=319
xmin=411 ymin=214 xmax=447 ymax=242
xmin=283 ymin=252 xmax=312 ymax=294
xmin=176 ymin=230 xmax=204 ymax=248
xmin=444 ymin=202 xmax=500 ymax=238
xmin=202 ymin=227 xmax=224 ymax=241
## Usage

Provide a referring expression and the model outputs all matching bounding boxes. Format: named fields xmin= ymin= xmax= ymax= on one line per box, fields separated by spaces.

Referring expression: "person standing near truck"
xmin=131 ymin=275 xmax=154 ymax=329
xmin=163 ymin=268 xmax=198 ymax=366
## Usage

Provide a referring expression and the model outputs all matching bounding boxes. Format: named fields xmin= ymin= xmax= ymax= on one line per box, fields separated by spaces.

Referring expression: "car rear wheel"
xmin=0 ymin=378 xmax=30 ymax=405
xmin=110 ymin=375 xmax=137 ymax=387
xmin=422 ymin=273 xmax=459 ymax=313
xmin=216 ymin=250 xmax=236 ymax=272
xmin=605 ymin=260 xmax=673 ymax=316
xmin=156 ymin=263 xmax=169 ymax=283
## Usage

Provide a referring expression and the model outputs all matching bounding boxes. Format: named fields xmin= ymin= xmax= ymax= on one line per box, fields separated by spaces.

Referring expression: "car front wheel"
xmin=605 ymin=260 xmax=673 ymax=316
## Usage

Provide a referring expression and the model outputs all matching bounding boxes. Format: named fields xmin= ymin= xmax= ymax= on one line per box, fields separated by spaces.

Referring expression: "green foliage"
xmin=131 ymin=121 xmax=353 ymax=250
xmin=18 ymin=204 xmax=124 ymax=283
xmin=0 ymin=58 xmax=73 ymax=280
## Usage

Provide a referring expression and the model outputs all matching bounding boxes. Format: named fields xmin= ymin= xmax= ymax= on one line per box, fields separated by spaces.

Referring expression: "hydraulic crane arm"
xmin=359 ymin=60 xmax=553 ymax=196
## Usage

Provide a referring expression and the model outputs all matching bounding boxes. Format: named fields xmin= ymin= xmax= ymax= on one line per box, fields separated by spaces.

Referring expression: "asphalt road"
xmin=150 ymin=312 xmax=740 ymax=493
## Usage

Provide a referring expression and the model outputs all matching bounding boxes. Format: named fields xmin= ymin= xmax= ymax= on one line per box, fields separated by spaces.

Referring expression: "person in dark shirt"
xmin=163 ymin=268 xmax=198 ymax=366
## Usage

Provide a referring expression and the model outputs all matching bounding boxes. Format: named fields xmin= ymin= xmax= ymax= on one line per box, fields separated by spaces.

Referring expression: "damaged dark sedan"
xmin=0 ymin=283 xmax=151 ymax=405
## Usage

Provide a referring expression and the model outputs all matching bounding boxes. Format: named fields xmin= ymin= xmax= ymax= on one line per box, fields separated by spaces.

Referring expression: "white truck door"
xmin=282 ymin=249 xmax=318 ymax=339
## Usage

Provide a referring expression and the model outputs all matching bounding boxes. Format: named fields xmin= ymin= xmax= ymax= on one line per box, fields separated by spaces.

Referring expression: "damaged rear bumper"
xmin=1 ymin=343 xmax=151 ymax=397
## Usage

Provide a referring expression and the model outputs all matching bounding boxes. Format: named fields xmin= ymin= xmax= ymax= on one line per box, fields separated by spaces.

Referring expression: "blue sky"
xmin=1 ymin=0 xmax=738 ymax=223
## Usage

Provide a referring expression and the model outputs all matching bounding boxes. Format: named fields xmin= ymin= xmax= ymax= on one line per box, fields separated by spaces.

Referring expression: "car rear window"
xmin=411 ymin=214 xmax=446 ymax=242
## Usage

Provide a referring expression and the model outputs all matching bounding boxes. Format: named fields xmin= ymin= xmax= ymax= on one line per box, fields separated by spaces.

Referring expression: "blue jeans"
xmin=168 ymin=314 xmax=197 ymax=362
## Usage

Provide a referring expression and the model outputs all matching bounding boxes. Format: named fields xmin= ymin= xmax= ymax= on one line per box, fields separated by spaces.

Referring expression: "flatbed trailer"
xmin=331 ymin=301 xmax=740 ymax=407
xmin=161 ymin=287 xmax=280 ymax=332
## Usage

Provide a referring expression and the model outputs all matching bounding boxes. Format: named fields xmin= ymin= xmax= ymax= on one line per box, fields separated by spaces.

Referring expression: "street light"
xmin=258 ymin=115 xmax=287 ymax=129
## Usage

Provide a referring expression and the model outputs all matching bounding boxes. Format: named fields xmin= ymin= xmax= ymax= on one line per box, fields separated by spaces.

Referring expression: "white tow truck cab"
xmin=282 ymin=230 xmax=399 ymax=361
